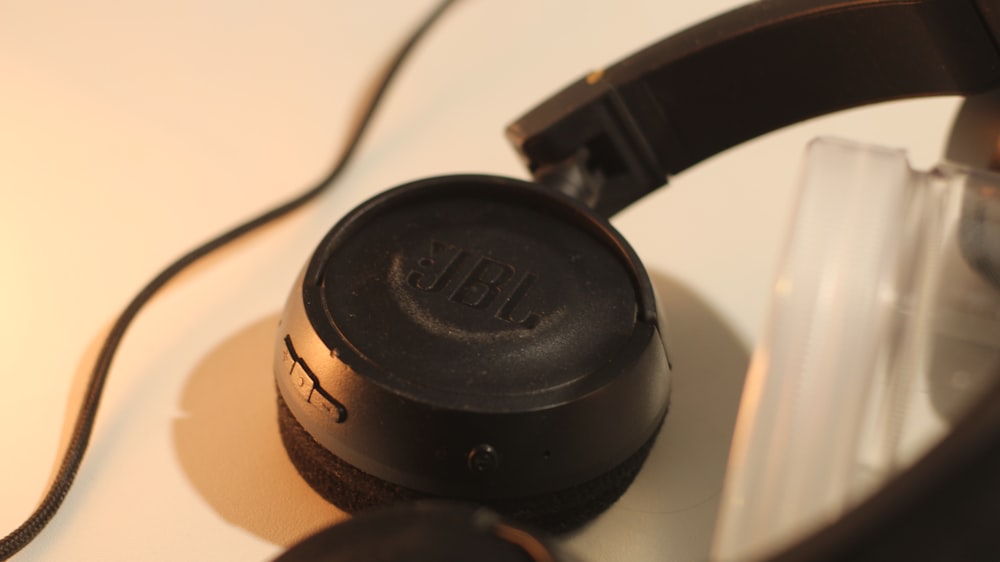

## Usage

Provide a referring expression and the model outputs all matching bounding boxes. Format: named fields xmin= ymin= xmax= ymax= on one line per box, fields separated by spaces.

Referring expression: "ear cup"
xmin=273 ymin=502 xmax=576 ymax=562
xmin=273 ymin=175 xmax=671 ymax=532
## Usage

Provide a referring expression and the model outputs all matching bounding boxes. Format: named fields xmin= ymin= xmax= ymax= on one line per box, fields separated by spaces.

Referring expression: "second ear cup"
xmin=273 ymin=502 xmax=576 ymax=562
xmin=273 ymin=175 xmax=671 ymax=531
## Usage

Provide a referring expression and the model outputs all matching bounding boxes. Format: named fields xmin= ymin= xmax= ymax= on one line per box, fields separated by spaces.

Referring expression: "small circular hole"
xmin=542 ymin=450 xmax=551 ymax=460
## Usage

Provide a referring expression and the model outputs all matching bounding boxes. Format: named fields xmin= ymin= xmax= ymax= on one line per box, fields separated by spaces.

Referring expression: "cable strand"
xmin=0 ymin=1 xmax=459 ymax=558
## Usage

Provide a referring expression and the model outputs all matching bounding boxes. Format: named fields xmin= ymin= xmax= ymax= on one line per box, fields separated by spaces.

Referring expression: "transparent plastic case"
xmin=711 ymin=138 xmax=1000 ymax=562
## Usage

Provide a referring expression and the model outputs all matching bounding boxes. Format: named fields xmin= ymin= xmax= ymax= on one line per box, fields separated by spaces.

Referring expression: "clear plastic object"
xmin=711 ymin=138 xmax=1000 ymax=562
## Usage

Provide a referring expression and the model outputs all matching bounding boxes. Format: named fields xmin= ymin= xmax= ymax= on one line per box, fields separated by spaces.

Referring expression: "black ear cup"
xmin=273 ymin=502 xmax=576 ymax=562
xmin=273 ymin=175 xmax=671 ymax=532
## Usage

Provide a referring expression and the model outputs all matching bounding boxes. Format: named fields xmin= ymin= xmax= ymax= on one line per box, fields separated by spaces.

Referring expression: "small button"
xmin=467 ymin=444 xmax=499 ymax=474
xmin=289 ymin=362 xmax=314 ymax=402
xmin=310 ymin=388 xmax=348 ymax=423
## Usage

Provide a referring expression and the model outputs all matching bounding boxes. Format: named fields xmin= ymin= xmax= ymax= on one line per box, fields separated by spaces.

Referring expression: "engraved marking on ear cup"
xmin=406 ymin=239 xmax=468 ymax=292
xmin=405 ymin=239 xmax=541 ymax=329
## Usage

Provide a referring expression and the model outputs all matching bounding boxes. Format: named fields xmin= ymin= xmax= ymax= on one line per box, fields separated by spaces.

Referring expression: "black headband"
xmin=511 ymin=1 xmax=1000 ymax=559
xmin=509 ymin=0 xmax=1000 ymax=216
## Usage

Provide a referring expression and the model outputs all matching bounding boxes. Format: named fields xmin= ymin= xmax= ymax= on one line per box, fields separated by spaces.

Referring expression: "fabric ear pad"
xmin=273 ymin=175 xmax=672 ymax=533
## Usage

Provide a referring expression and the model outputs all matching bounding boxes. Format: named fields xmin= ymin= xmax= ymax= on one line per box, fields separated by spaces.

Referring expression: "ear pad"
xmin=273 ymin=175 xmax=671 ymax=532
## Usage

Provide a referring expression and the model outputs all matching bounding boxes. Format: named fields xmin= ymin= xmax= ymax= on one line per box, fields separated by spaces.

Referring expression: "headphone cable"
xmin=0 ymin=0 xmax=460 ymax=558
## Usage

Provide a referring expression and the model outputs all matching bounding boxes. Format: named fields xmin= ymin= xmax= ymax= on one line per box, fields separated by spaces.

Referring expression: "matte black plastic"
xmin=274 ymin=503 xmax=575 ymax=562
xmin=274 ymin=175 xmax=670 ymax=502
xmin=508 ymin=0 xmax=1000 ymax=216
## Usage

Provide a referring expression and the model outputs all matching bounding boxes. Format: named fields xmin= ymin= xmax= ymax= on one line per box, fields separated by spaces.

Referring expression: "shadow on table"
xmin=173 ymin=268 xmax=750 ymax=559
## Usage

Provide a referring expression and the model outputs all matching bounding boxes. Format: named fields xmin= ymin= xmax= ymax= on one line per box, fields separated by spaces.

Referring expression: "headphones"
xmin=273 ymin=0 xmax=1000 ymax=559
xmin=4 ymin=0 xmax=1000 ymax=560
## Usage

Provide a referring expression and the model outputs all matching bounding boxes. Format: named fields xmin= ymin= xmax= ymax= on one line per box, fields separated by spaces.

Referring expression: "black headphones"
xmin=4 ymin=1 xmax=1000 ymax=561
xmin=273 ymin=0 xmax=1000 ymax=560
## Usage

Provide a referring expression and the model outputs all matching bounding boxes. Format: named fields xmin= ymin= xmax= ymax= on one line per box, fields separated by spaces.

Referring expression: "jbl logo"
xmin=405 ymin=240 xmax=541 ymax=329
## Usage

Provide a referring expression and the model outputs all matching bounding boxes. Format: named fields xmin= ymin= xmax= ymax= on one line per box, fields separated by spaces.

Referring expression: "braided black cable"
xmin=0 ymin=1 xmax=459 ymax=558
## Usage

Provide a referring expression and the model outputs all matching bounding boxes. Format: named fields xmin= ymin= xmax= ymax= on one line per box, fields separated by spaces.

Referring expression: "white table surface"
xmin=0 ymin=1 xmax=968 ymax=560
